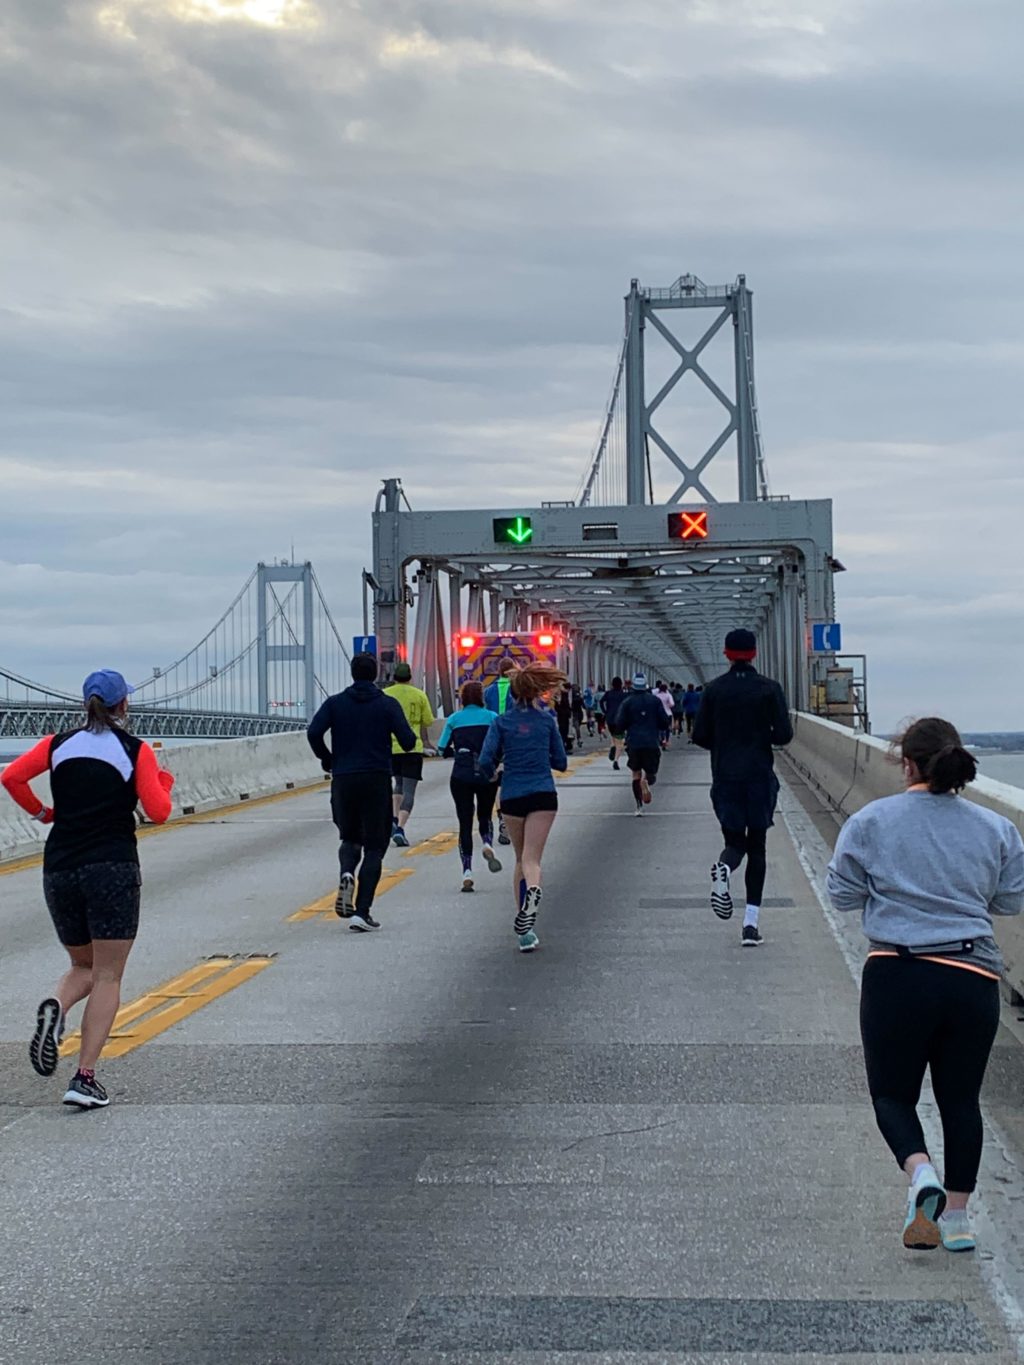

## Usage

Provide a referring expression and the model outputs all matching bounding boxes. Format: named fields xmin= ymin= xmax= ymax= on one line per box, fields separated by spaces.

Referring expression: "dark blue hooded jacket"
xmin=307 ymin=682 xmax=416 ymax=776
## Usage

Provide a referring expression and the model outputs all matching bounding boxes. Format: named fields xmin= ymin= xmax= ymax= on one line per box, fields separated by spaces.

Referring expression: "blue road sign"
xmin=353 ymin=635 xmax=378 ymax=657
xmin=812 ymin=623 xmax=842 ymax=652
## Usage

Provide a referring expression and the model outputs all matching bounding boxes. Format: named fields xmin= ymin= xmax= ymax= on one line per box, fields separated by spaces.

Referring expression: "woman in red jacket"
xmin=1 ymin=670 xmax=174 ymax=1109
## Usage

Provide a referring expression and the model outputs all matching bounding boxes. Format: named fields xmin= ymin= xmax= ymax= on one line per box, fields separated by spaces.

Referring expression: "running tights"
xmin=719 ymin=826 xmax=767 ymax=906
xmin=450 ymin=778 xmax=499 ymax=865
xmin=860 ymin=956 xmax=1000 ymax=1192
xmin=331 ymin=772 xmax=392 ymax=912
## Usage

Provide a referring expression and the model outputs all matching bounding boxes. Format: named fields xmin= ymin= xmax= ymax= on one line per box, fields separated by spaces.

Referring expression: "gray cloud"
xmin=1 ymin=0 xmax=1022 ymax=729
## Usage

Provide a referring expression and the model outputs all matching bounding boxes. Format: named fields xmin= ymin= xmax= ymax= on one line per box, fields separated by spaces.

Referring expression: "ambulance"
xmin=453 ymin=630 xmax=569 ymax=689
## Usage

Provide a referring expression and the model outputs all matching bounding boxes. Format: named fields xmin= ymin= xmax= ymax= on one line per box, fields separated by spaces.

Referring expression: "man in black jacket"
xmin=616 ymin=673 xmax=672 ymax=816
xmin=693 ymin=628 xmax=793 ymax=946
xmin=307 ymin=653 xmax=416 ymax=932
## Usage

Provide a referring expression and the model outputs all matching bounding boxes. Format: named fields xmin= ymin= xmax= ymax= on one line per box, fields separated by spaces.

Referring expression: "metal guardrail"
xmin=0 ymin=703 xmax=306 ymax=739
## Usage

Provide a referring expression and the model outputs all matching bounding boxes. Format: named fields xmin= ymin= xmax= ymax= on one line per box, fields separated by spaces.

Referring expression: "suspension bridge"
xmin=2 ymin=272 xmax=863 ymax=740
xmin=1 ymin=563 xmax=351 ymax=739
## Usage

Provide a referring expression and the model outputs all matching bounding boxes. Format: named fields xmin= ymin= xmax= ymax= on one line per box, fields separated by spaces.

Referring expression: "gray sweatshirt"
xmin=827 ymin=790 xmax=1024 ymax=978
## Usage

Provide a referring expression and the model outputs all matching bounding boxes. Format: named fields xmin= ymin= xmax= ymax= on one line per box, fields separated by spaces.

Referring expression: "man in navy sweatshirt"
xmin=616 ymin=673 xmax=671 ymax=816
xmin=307 ymin=653 xmax=416 ymax=932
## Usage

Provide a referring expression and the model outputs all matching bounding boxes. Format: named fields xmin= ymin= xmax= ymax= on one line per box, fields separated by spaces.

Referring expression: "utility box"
xmin=825 ymin=667 xmax=856 ymax=727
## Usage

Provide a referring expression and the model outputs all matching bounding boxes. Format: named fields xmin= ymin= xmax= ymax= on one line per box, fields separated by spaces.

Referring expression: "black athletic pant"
xmin=719 ymin=826 xmax=767 ymax=906
xmin=331 ymin=772 xmax=392 ymax=912
xmin=860 ymin=956 xmax=1000 ymax=1192
xmin=450 ymin=778 xmax=499 ymax=861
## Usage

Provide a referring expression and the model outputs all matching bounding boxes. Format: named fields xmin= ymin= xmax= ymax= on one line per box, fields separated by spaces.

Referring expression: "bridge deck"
xmin=1 ymin=746 xmax=1023 ymax=1363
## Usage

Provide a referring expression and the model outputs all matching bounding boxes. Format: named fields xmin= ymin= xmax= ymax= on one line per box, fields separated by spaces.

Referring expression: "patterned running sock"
xmin=518 ymin=877 xmax=528 ymax=910
xmin=743 ymin=904 xmax=760 ymax=929
xmin=461 ymin=853 xmax=472 ymax=873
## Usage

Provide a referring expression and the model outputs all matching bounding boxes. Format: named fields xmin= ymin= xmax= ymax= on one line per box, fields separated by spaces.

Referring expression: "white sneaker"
xmin=461 ymin=873 xmax=475 ymax=893
xmin=482 ymin=845 xmax=502 ymax=874
xmin=711 ymin=862 xmax=733 ymax=920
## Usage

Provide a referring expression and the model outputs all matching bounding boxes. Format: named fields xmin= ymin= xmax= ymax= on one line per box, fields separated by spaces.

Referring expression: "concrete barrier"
xmin=1 ymin=731 xmax=325 ymax=865
xmin=786 ymin=712 xmax=1024 ymax=1001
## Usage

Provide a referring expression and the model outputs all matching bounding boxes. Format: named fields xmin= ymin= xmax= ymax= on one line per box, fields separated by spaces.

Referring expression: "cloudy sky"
xmin=2 ymin=0 xmax=1021 ymax=733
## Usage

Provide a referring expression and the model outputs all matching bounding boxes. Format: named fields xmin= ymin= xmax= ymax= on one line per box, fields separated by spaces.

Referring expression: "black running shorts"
xmin=42 ymin=860 xmax=142 ymax=946
xmin=391 ymin=753 xmax=424 ymax=782
xmin=499 ymin=791 xmax=559 ymax=818
xmin=627 ymin=746 xmax=662 ymax=778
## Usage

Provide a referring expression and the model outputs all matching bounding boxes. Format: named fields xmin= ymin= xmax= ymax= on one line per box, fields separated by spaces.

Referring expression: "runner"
xmin=383 ymin=662 xmax=435 ymax=848
xmin=582 ymin=682 xmax=596 ymax=736
xmin=437 ymin=681 xmax=501 ymax=892
xmin=692 ymin=629 xmax=792 ymax=945
xmin=593 ymin=683 xmax=607 ymax=738
xmin=671 ymin=682 xmax=686 ymax=737
xmin=307 ymin=652 xmax=416 ymax=933
xmin=682 ymin=683 xmax=701 ymax=741
xmin=484 ymin=658 xmax=517 ymax=846
xmin=0 ymin=669 xmax=175 ymax=1109
xmin=616 ymin=673 xmax=671 ymax=815
xmin=601 ymin=676 xmax=627 ymax=771
xmin=478 ymin=663 xmax=568 ymax=953
xmin=827 ymin=717 xmax=1024 ymax=1251
xmin=554 ymin=682 xmax=574 ymax=754
xmin=570 ymin=685 xmax=586 ymax=749
xmin=654 ymin=681 xmax=675 ymax=750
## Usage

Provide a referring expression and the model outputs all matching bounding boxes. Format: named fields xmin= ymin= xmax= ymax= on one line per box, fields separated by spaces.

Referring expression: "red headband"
xmin=724 ymin=648 xmax=756 ymax=662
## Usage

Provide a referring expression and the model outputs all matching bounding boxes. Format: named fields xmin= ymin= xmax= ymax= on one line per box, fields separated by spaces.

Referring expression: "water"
xmin=973 ymin=753 xmax=1024 ymax=793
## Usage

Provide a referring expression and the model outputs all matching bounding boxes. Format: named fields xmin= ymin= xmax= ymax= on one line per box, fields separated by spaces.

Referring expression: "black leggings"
xmin=719 ymin=826 xmax=767 ymax=906
xmin=450 ymin=779 xmax=499 ymax=863
xmin=860 ymin=956 xmax=1000 ymax=1191
xmin=331 ymin=772 xmax=392 ymax=912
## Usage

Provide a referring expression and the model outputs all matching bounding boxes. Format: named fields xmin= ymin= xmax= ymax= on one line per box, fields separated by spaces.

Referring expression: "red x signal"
xmin=667 ymin=510 xmax=709 ymax=541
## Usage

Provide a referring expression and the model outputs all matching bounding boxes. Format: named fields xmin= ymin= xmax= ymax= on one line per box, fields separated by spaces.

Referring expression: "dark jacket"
xmin=692 ymin=663 xmax=792 ymax=782
xmin=307 ymin=682 xmax=416 ymax=776
xmin=601 ymin=685 xmax=627 ymax=731
xmin=616 ymin=689 xmax=671 ymax=750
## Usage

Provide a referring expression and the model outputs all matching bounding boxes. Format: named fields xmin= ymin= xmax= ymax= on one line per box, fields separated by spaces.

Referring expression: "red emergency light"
xmin=458 ymin=635 xmax=477 ymax=650
xmin=536 ymin=633 xmax=555 ymax=648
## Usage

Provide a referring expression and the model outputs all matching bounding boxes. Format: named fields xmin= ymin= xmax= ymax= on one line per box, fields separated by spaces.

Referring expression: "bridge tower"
xmin=256 ymin=562 xmax=316 ymax=719
xmin=624 ymin=274 xmax=768 ymax=505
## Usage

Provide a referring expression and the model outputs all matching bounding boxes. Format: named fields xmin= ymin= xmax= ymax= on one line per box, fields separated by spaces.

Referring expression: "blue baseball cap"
xmin=632 ymin=672 xmax=648 ymax=690
xmin=82 ymin=669 xmax=134 ymax=707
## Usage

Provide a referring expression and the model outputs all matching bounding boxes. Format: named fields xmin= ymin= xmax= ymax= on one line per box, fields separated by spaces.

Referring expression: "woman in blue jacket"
xmin=438 ymin=681 xmax=501 ymax=893
xmin=479 ymin=663 xmax=568 ymax=952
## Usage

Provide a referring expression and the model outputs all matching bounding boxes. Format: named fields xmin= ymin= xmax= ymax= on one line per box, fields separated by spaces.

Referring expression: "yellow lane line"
xmin=288 ymin=866 xmax=416 ymax=922
xmin=405 ymin=831 xmax=458 ymax=857
xmin=0 ymin=779 xmax=329 ymax=878
xmin=59 ymin=955 xmax=274 ymax=1060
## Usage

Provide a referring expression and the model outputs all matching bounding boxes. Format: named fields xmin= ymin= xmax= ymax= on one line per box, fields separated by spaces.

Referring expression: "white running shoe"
xmin=461 ymin=873 xmax=475 ymax=893
xmin=711 ymin=862 xmax=733 ymax=920
xmin=514 ymin=886 xmax=542 ymax=936
xmin=482 ymin=845 xmax=502 ymax=874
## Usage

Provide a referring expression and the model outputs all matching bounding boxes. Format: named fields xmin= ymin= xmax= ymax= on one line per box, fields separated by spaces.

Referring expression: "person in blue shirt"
xmin=479 ymin=663 xmax=568 ymax=953
xmin=582 ymin=682 xmax=596 ymax=736
xmin=616 ymin=673 xmax=671 ymax=815
xmin=682 ymin=683 xmax=702 ymax=742
xmin=601 ymin=677 xmax=627 ymax=770
xmin=438 ymin=681 xmax=502 ymax=893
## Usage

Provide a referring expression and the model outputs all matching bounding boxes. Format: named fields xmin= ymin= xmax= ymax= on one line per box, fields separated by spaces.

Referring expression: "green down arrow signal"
xmin=493 ymin=516 xmax=534 ymax=545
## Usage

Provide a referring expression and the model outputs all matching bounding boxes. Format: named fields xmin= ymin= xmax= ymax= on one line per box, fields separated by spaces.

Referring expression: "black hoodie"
xmin=307 ymin=681 xmax=416 ymax=776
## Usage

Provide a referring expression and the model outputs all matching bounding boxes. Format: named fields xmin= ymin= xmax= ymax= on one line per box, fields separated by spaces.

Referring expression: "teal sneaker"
xmin=518 ymin=931 xmax=540 ymax=953
xmin=939 ymin=1211 xmax=976 ymax=1253
xmin=903 ymin=1178 xmax=947 ymax=1250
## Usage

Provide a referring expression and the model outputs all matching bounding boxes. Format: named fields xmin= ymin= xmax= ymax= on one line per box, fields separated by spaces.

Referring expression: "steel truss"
xmin=0 ymin=704 xmax=305 ymax=740
xmin=625 ymin=274 xmax=769 ymax=504
xmin=373 ymin=483 xmax=835 ymax=717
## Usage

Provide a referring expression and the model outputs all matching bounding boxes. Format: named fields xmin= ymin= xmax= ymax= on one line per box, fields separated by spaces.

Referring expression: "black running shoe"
xmin=349 ymin=913 xmax=380 ymax=932
xmin=741 ymin=925 xmax=764 ymax=947
xmin=513 ymin=886 xmax=542 ymax=937
xmin=711 ymin=862 xmax=734 ymax=920
xmin=335 ymin=873 xmax=356 ymax=918
xmin=30 ymin=997 xmax=64 ymax=1077
xmin=63 ymin=1072 xmax=109 ymax=1109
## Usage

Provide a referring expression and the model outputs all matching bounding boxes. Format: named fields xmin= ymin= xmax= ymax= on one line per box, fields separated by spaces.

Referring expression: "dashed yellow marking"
xmin=59 ymin=956 xmax=274 ymax=1060
xmin=405 ymin=831 xmax=458 ymax=857
xmin=288 ymin=866 xmax=415 ymax=922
